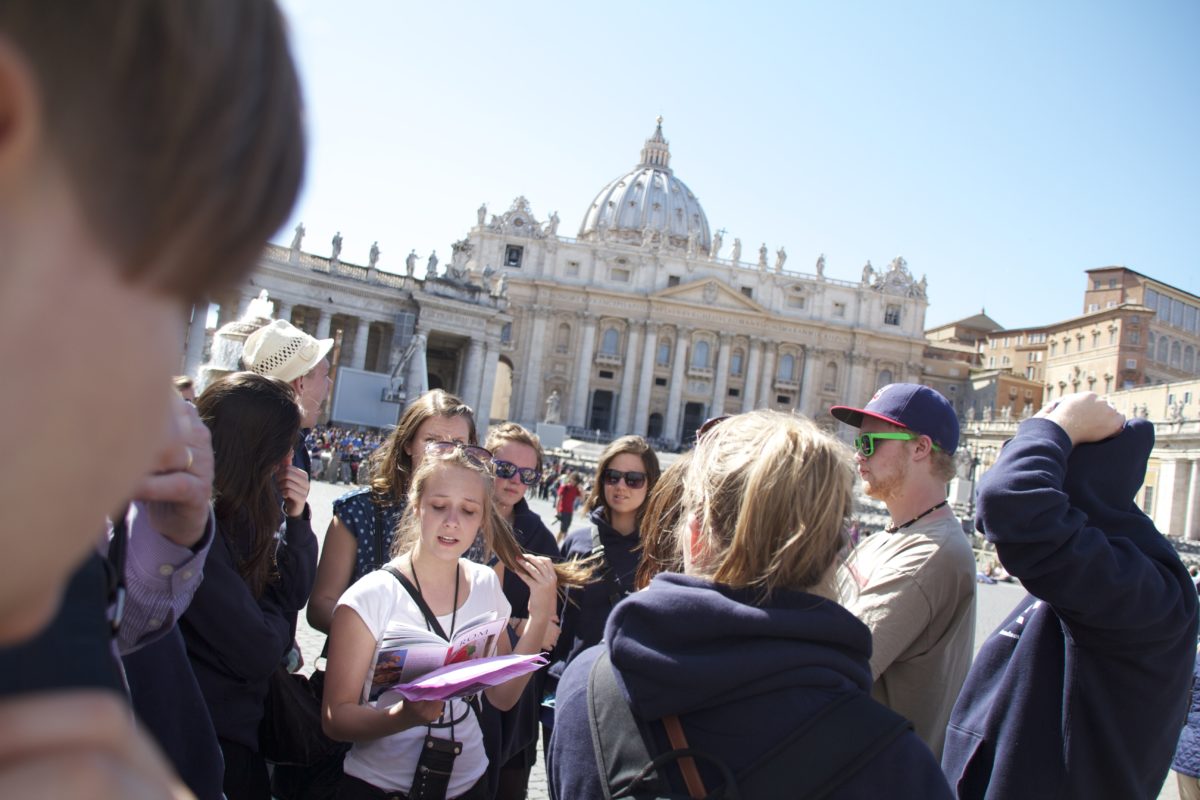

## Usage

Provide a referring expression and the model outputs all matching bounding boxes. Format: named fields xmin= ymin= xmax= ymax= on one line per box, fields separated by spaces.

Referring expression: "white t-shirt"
xmin=337 ymin=559 xmax=511 ymax=795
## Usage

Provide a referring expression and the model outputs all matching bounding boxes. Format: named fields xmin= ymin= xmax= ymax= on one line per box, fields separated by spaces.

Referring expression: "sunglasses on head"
xmin=852 ymin=432 xmax=940 ymax=457
xmin=423 ymin=440 xmax=493 ymax=467
xmin=602 ymin=468 xmax=647 ymax=489
xmin=493 ymin=459 xmax=539 ymax=486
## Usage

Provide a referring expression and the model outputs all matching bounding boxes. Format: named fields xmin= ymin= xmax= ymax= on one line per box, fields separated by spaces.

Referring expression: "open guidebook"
xmin=364 ymin=611 xmax=546 ymax=703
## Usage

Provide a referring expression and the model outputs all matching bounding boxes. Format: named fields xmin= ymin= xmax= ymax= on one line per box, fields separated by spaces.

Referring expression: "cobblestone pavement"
xmin=297 ymin=480 xmax=1180 ymax=800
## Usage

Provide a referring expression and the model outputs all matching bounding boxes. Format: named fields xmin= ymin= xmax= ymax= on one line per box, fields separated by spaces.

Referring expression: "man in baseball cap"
xmin=242 ymin=318 xmax=334 ymax=475
xmin=829 ymin=383 xmax=977 ymax=759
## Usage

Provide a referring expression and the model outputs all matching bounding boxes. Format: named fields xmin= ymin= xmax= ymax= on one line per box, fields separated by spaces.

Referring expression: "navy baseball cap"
xmin=830 ymin=383 xmax=959 ymax=455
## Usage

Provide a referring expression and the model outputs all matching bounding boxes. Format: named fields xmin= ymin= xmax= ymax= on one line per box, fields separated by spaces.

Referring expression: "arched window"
xmin=1157 ymin=336 xmax=1169 ymax=363
xmin=555 ymin=323 xmax=571 ymax=354
xmin=1147 ymin=332 xmax=1156 ymax=359
xmin=647 ymin=412 xmax=664 ymax=439
xmin=730 ymin=349 xmax=744 ymax=376
xmin=692 ymin=340 xmax=710 ymax=369
xmin=500 ymin=322 xmax=512 ymax=344
xmin=657 ymin=340 xmax=672 ymax=366
xmin=877 ymin=369 xmax=893 ymax=388
xmin=600 ymin=327 xmax=619 ymax=355
xmin=777 ymin=353 xmax=795 ymax=381
xmin=1171 ymin=341 xmax=1182 ymax=368
xmin=823 ymin=361 xmax=838 ymax=392
xmin=1184 ymin=345 xmax=1195 ymax=374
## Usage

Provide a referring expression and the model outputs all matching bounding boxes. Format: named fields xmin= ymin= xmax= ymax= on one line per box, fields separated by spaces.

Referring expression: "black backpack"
xmin=586 ymin=651 xmax=911 ymax=800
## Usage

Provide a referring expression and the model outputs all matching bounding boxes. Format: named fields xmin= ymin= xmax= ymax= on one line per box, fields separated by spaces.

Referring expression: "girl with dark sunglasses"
xmin=545 ymin=436 xmax=660 ymax=753
xmin=484 ymin=423 xmax=563 ymax=799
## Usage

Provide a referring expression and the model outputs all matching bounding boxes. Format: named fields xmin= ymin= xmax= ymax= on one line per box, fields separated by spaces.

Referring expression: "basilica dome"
xmin=578 ymin=119 xmax=712 ymax=253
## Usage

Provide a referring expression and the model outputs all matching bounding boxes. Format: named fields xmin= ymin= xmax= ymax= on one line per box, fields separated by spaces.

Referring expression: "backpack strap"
xmin=590 ymin=525 xmax=630 ymax=609
xmin=587 ymin=651 xmax=738 ymax=800
xmin=734 ymin=692 xmax=912 ymax=800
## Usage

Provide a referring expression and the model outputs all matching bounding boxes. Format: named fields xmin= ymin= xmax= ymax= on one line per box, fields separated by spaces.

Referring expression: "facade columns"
xmin=615 ymin=324 xmax=641 ymax=435
xmin=346 ymin=318 xmax=368 ymax=371
xmin=799 ymin=346 xmax=822 ymax=416
xmin=476 ymin=341 xmax=500 ymax=438
xmin=275 ymin=301 xmax=293 ymax=324
xmin=569 ymin=314 xmax=598 ymax=428
xmin=633 ymin=323 xmax=658 ymax=437
xmin=518 ymin=310 xmax=548 ymax=426
xmin=845 ymin=354 xmax=869 ymax=410
xmin=460 ymin=337 xmax=485 ymax=416
xmin=182 ymin=303 xmax=208 ymax=379
xmin=315 ymin=310 xmax=332 ymax=340
xmin=758 ymin=342 xmax=777 ymax=409
xmin=1186 ymin=459 xmax=1200 ymax=541
xmin=663 ymin=327 xmax=690 ymax=443
xmin=742 ymin=338 xmax=762 ymax=412
xmin=710 ymin=334 xmax=732 ymax=418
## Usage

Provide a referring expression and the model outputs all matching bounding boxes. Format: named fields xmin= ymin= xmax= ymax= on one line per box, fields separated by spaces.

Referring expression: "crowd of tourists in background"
xmin=3 ymin=4 xmax=1199 ymax=799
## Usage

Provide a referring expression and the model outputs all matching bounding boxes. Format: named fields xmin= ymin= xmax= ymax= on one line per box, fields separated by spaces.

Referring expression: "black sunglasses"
xmin=602 ymin=468 xmax=647 ymax=489
xmin=423 ymin=440 xmax=493 ymax=468
xmin=493 ymin=459 xmax=539 ymax=486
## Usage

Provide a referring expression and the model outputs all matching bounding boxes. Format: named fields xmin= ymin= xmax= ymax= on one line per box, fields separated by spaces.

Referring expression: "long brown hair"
xmin=391 ymin=448 xmax=592 ymax=589
xmin=197 ymin=372 xmax=300 ymax=597
xmin=682 ymin=410 xmax=854 ymax=599
xmin=369 ymin=389 xmax=476 ymax=504
xmin=581 ymin=435 xmax=661 ymax=526
xmin=484 ymin=422 xmax=543 ymax=472
xmin=634 ymin=450 xmax=692 ymax=590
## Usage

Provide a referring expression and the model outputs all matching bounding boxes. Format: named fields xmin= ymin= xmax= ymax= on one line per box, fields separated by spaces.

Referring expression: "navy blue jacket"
xmin=943 ymin=418 xmax=1198 ymax=799
xmin=548 ymin=573 xmax=951 ymax=800
xmin=180 ymin=513 xmax=317 ymax=749
xmin=548 ymin=508 xmax=640 ymax=688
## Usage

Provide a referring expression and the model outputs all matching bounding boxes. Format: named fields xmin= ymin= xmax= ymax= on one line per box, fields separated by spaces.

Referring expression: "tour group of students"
xmin=231 ymin=383 xmax=940 ymax=800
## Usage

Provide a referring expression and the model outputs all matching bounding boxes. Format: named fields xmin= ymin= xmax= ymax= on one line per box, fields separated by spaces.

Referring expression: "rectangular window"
xmin=654 ymin=377 xmax=667 ymax=387
xmin=1092 ymin=332 xmax=1099 ymax=347
xmin=1145 ymin=288 xmax=1159 ymax=310
xmin=610 ymin=267 xmax=630 ymax=283
xmin=740 ymin=287 xmax=754 ymax=298
xmin=598 ymin=370 xmax=614 ymax=380
xmin=1172 ymin=298 xmax=1185 ymax=327
xmin=727 ymin=387 xmax=740 ymax=398
xmin=667 ymin=275 xmax=680 ymax=287
xmin=1106 ymin=301 xmax=1116 ymax=308
xmin=1109 ymin=278 xmax=1117 ymax=289
xmin=1129 ymin=330 xmax=1139 ymax=344
xmin=776 ymin=395 xmax=790 ymax=404
xmin=1142 ymin=485 xmax=1154 ymax=514
xmin=884 ymin=304 xmax=900 ymax=325
xmin=786 ymin=295 xmax=806 ymax=309
xmin=1088 ymin=304 xmax=1099 ymax=312
xmin=1063 ymin=340 xmax=1070 ymax=354
xmin=504 ymin=245 xmax=524 ymax=267
xmin=1094 ymin=280 xmax=1102 ymax=290
xmin=1126 ymin=358 xmax=1137 ymax=369
xmin=988 ymin=356 xmax=995 ymax=368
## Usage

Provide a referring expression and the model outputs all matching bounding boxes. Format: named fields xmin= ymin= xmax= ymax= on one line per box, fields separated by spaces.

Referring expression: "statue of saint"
xmin=710 ymin=229 xmax=723 ymax=260
xmin=861 ymin=261 xmax=874 ymax=286
xmin=544 ymin=389 xmax=561 ymax=424
xmin=982 ymin=406 xmax=992 ymax=423
xmin=965 ymin=406 xmax=976 ymax=423
xmin=477 ymin=203 xmax=487 ymax=226
xmin=731 ymin=238 xmax=742 ymax=265
xmin=758 ymin=243 xmax=768 ymax=270
xmin=495 ymin=273 xmax=508 ymax=299
xmin=686 ymin=230 xmax=697 ymax=258
xmin=368 ymin=241 xmax=381 ymax=269
xmin=642 ymin=224 xmax=655 ymax=249
xmin=405 ymin=249 xmax=418 ymax=277
xmin=775 ymin=246 xmax=787 ymax=272
xmin=330 ymin=231 xmax=343 ymax=262
xmin=546 ymin=210 xmax=560 ymax=236
xmin=290 ymin=222 xmax=305 ymax=251
xmin=816 ymin=253 xmax=826 ymax=278
xmin=426 ymin=250 xmax=438 ymax=279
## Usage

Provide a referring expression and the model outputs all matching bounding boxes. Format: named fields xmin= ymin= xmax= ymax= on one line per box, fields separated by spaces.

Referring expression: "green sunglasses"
xmin=853 ymin=432 xmax=941 ymax=457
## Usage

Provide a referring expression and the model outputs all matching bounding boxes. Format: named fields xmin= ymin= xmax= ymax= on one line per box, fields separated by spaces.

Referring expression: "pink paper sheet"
xmin=391 ymin=653 xmax=548 ymax=701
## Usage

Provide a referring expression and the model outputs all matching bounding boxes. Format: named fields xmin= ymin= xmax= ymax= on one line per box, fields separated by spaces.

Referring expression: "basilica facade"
xmin=219 ymin=121 xmax=932 ymax=447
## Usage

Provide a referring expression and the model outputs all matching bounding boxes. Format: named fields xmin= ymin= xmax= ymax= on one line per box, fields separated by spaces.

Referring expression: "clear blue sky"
xmin=273 ymin=0 xmax=1199 ymax=330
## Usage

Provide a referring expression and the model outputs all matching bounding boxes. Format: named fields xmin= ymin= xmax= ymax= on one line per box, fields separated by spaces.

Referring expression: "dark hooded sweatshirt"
xmin=548 ymin=573 xmax=952 ymax=800
xmin=942 ymin=417 xmax=1198 ymax=799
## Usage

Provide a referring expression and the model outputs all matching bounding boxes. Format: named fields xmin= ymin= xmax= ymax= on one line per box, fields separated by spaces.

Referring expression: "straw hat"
xmin=242 ymin=319 xmax=334 ymax=383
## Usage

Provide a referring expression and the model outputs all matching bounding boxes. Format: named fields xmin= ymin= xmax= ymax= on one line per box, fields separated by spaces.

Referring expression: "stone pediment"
xmin=653 ymin=278 xmax=765 ymax=312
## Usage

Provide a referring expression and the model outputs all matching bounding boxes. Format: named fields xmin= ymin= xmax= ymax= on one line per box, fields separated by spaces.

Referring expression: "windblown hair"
xmin=390 ymin=449 xmax=592 ymax=589
xmin=197 ymin=372 xmax=300 ymax=597
xmin=581 ymin=435 xmax=661 ymax=525
xmin=634 ymin=450 xmax=692 ymax=590
xmin=681 ymin=410 xmax=854 ymax=599
xmin=0 ymin=0 xmax=305 ymax=301
xmin=485 ymin=422 xmax=544 ymax=472
xmin=368 ymin=389 xmax=476 ymax=505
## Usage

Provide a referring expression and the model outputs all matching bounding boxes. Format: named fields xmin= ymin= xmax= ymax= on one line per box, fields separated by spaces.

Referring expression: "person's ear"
xmin=682 ymin=513 xmax=705 ymax=571
xmin=0 ymin=36 xmax=41 ymax=182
